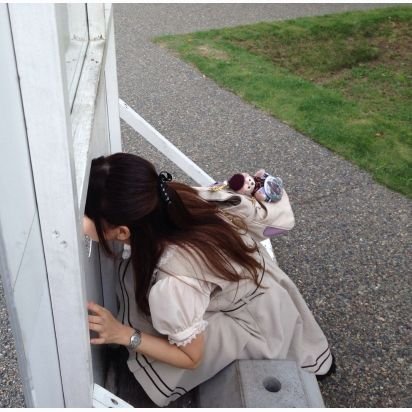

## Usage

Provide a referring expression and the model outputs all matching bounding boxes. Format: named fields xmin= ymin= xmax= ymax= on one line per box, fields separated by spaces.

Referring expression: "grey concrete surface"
xmin=0 ymin=3 xmax=410 ymax=408
xmin=198 ymin=360 xmax=324 ymax=407
xmin=113 ymin=3 xmax=411 ymax=408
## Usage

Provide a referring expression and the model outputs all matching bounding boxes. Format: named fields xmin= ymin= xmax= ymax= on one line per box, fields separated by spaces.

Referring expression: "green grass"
xmin=155 ymin=6 xmax=412 ymax=198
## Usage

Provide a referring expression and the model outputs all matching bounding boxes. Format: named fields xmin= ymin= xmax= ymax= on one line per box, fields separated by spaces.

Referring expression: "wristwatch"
xmin=127 ymin=329 xmax=142 ymax=350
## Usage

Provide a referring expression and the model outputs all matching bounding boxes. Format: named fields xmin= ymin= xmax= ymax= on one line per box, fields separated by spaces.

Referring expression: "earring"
xmin=122 ymin=244 xmax=131 ymax=259
xmin=88 ymin=238 xmax=93 ymax=258
xmin=85 ymin=235 xmax=93 ymax=258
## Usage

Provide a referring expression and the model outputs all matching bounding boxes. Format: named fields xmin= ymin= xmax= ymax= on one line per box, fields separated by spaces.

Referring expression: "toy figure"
xmin=228 ymin=169 xmax=283 ymax=202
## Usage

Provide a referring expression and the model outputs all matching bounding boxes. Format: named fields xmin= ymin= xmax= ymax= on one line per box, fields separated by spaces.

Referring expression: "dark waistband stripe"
xmin=220 ymin=292 xmax=265 ymax=313
xmin=301 ymin=346 xmax=330 ymax=369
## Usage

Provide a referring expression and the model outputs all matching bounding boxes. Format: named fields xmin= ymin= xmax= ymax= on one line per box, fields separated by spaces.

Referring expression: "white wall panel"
xmin=9 ymin=4 xmax=93 ymax=406
xmin=13 ymin=214 xmax=48 ymax=339
xmin=27 ymin=287 xmax=64 ymax=407
xmin=0 ymin=4 xmax=64 ymax=407
xmin=1 ymin=3 xmax=124 ymax=406
xmin=0 ymin=4 xmax=36 ymax=287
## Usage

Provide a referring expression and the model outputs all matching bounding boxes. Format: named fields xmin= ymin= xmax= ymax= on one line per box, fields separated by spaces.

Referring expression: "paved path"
xmin=114 ymin=4 xmax=411 ymax=408
xmin=1 ymin=3 xmax=410 ymax=408
xmin=0 ymin=281 xmax=23 ymax=407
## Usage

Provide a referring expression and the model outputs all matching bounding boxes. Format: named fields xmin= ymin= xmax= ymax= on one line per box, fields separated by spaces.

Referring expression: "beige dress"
xmin=115 ymin=188 xmax=332 ymax=407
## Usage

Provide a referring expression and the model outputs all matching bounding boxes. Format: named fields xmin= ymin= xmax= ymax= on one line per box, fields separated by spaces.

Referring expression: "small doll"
xmin=228 ymin=169 xmax=283 ymax=203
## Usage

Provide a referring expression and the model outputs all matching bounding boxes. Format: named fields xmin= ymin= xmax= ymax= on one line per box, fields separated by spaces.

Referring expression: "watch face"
xmin=130 ymin=333 xmax=141 ymax=349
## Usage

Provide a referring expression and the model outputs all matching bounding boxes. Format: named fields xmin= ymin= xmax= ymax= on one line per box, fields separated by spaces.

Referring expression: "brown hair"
xmin=85 ymin=153 xmax=263 ymax=315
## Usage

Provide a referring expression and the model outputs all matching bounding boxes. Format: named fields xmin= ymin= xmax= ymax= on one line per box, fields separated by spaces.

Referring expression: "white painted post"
xmin=9 ymin=4 xmax=93 ymax=407
xmin=87 ymin=3 xmax=106 ymax=41
xmin=104 ymin=6 xmax=122 ymax=153
xmin=65 ymin=4 xmax=89 ymax=107
xmin=67 ymin=4 xmax=88 ymax=41
xmin=71 ymin=36 xmax=106 ymax=212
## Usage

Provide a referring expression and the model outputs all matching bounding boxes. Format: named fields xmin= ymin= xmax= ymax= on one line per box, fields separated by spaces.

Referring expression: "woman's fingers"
xmin=88 ymin=315 xmax=102 ymax=324
xmin=87 ymin=302 xmax=120 ymax=346
xmin=87 ymin=301 xmax=105 ymax=315
xmin=90 ymin=338 xmax=105 ymax=345
xmin=89 ymin=322 xmax=103 ymax=333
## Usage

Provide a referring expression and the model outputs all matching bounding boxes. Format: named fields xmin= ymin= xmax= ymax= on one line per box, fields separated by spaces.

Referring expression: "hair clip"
xmin=158 ymin=171 xmax=172 ymax=183
xmin=158 ymin=171 xmax=173 ymax=205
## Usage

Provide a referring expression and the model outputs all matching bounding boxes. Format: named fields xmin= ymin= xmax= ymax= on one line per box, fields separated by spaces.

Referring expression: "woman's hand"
xmin=87 ymin=301 xmax=133 ymax=346
xmin=87 ymin=301 xmax=204 ymax=369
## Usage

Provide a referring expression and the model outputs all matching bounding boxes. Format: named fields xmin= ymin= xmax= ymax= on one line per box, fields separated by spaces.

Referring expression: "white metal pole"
xmin=119 ymin=99 xmax=215 ymax=186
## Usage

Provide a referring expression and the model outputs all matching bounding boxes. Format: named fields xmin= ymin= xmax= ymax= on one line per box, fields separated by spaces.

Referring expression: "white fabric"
xmin=148 ymin=275 xmax=210 ymax=347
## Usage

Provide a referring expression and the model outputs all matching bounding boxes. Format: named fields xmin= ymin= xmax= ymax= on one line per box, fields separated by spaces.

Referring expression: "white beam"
xmin=119 ymin=99 xmax=215 ymax=186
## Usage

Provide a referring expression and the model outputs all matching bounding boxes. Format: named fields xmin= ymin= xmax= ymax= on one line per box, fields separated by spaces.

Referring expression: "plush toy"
xmin=228 ymin=169 xmax=283 ymax=203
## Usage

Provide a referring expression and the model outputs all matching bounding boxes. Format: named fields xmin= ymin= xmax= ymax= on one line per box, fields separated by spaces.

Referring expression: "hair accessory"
xmin=158 ymin=171 xmax=173 ymax=205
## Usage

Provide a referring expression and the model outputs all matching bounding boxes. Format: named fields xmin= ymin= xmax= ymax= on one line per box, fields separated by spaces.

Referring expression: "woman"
xmin=83 ymin=152 xmax=333 ymax=406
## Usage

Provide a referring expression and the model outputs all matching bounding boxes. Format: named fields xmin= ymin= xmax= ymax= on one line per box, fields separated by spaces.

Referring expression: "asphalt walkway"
xmin=113 ymin=4 xmax=411 ymax=408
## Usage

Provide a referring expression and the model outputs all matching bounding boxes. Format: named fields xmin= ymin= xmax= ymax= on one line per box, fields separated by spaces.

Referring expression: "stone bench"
xmin=198 ymin=359 xmax=324 ymax=408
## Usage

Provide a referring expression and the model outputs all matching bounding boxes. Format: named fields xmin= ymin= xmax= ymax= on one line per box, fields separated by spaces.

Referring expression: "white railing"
xmin=119 ymin=99 xmax=215 ymax=186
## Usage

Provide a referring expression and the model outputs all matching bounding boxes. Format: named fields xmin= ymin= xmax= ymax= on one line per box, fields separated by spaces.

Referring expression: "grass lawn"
xmin=155 ymin=6 xmax=412 ymax=198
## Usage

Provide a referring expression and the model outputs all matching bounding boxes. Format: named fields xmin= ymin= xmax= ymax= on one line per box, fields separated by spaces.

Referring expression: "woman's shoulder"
xmin=155 ymin=244 xmax=222 ymax=289
xmin=156 ymin=244 xmax=205 ymax=278
xmin=152 ymin=246 xmax=213 ymax=296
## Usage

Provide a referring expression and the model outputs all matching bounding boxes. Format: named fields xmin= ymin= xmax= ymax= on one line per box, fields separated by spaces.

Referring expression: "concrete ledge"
xmin=198 ymin=360 xmax=325 ymax=408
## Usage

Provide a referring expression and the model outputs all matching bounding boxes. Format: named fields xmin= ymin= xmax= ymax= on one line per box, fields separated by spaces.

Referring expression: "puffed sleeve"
xmin=148 ymin=275 xmax=210 ymax=347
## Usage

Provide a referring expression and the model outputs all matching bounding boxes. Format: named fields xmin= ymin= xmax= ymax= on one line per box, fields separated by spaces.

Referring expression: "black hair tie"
xmin=158 ymin=171 xmax=172 ymax=205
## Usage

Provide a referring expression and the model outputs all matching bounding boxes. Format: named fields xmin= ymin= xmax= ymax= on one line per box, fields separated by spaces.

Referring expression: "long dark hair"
xmin=85 ymin=153 xmax=262 ymax=315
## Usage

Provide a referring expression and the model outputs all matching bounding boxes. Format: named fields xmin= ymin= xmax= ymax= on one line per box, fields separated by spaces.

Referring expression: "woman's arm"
xmin=88 ymin=302 xmax=204 ymax=369
xmin=126 ymin=325 xmax=204 ymax=369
